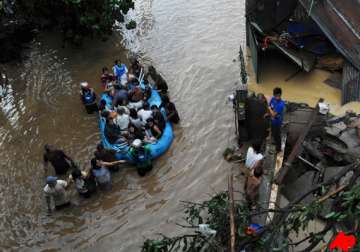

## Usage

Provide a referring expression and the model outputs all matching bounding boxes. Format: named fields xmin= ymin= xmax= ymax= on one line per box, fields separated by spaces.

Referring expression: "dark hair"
xmin=114 ymin=60 xmax=119 ymax=65
xmin=150 ymin=105 xmax=158 ymax=110
xmin=252 ymin=141 xmax=262 ymax=153
xmin=129 ymin=108 xmax=138 ymax=118
xmin=100 ymin=99 xmax=106 ymax=105
xmin=91 ymin=158 xmax=100 ymax=170
xmin=101 ymin=110 xmax=110 ymax=118
xmin=102 ymin=67 xmax=108 ymax=73
xmin=117 ymin=107 xmax=125 ymax=115
xmin=161 ymin=94 xmax=170 ymax=104
xmin=146 ymin=118 xmax=154 ymax=124
xmin=44 ymin=144 xmax=51 ymax=152
xmin=72 ymin=169 xmax=82 ymax=179
xmin=143 ymin=102 xmax=149 ymax=110
xmin=96 ymin=143 xmax=104 ymax=151
xmin=254 ymin=166 xmax=263 ymax=178
xmin=273 ymin=87 xmax=282 ymax=96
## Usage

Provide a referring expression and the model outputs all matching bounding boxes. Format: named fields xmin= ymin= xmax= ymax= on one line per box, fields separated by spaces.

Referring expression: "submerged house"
xmin=246 ymin=0 xmax=360 ymax=104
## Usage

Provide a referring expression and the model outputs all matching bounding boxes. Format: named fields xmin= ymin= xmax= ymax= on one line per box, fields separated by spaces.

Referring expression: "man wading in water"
xmin=43 ymin=144 xmax=74 ymax=175
xmin=268 ymin=87 xmax=285 ymax=153
xmin=44 ymin=176 xmax=70 ymax=213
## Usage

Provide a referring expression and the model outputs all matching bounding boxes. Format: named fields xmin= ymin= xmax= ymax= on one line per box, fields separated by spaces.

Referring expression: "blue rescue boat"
xmin=99 ymin=86 xmax=173 ymax=163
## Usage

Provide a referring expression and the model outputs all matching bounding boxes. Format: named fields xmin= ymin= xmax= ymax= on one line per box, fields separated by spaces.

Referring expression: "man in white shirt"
xmin=114 ymin=108 xmax=130 ymax=131
xmin=44 ymin=176 xmax=70 ymax=212
xmin=245 ymin=142 xmax=264 ymax=172
xmin=137 ymin=102 xmax=153 ymax=124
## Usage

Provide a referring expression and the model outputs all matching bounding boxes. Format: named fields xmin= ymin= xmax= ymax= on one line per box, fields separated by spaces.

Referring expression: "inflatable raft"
xmin=99 ymin=86 xmax=173 ymax=163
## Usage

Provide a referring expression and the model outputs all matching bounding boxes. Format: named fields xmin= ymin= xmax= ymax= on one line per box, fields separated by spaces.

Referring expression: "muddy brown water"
xmin=0 ymin=0 xmax=245 ymax=251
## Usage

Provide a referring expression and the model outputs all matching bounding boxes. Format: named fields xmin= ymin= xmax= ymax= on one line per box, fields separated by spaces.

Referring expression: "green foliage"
xmin=13 ymin=0 xmax=135 ymax=43
xmin=142 ymin=180 xmax=360 ymax=251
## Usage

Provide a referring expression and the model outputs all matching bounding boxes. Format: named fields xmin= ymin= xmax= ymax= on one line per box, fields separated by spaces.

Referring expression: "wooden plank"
xmin=275 ymin=101 xmax=321 ymax=184
xmin=266 ymin=133 xmax=287 ymax=224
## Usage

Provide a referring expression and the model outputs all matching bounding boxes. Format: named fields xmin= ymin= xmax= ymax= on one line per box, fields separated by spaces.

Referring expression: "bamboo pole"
xmin=228 ymin=173 xmax=236 ymax=252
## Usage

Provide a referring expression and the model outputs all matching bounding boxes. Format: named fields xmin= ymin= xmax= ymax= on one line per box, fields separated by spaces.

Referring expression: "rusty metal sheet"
xmin=298 ymin=0 xmax=360 ymax=70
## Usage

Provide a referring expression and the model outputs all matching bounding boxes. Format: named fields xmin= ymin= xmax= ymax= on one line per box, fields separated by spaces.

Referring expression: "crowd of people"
xmin=244 ymin=87 xmax=285 ymax=208
xmin=81 ymin=58 xmax=179 ymax=147
xmin=44 ymin=59 xmax=180 ymax=213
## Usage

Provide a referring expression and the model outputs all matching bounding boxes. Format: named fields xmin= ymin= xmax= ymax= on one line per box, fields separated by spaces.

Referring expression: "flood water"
xmin=0 ymin=0 xmax=245 ymax=251
xmin=2 ymin=0 xmax=359 ymax=251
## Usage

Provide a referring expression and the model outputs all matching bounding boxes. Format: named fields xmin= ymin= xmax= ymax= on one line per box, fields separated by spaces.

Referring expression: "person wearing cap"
xmin=129 ymin=139 xmax=152 ymax=176
xmin=43 ymin=144 xmax=73 ymax=175
xmin=79 ymin=81 xmax=97 ymax=114
xmin=44 ymin=176 xmax=70 ymax=212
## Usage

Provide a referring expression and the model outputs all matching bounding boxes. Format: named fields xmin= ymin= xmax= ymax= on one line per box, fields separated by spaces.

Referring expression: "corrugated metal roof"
xmin=298 ymin=0 xmax=360 ymax=70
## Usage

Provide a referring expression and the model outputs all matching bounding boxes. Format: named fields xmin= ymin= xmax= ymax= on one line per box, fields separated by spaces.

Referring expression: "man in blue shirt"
xmin=268 ymin=87 xmax=285 ymax=152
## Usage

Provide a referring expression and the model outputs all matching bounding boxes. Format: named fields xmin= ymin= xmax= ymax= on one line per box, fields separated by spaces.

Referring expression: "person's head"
xmin=252 ymin=141 xmax=262 ymax=154
xmin=146 ymin=117 xmax=154 ymax=126
xmin=151 ymin=105 xmax=159 ymax=112
xmin=273 ymin=87 xmax=282 ymax=101
xmin=257 ymin=93 xmax=267 ymax=104
xmin=91 ymin=158 xmax=100 ymax=170
xmin=96 ymin=143 xmax=104 ymax=152
xmin=131 ymin=139 xmax=142 ymax=149
xmin=102 ymin=67 xmax=108 ymax=74
xmin=143 ymin=76 xmax=149 ymax=85
xmin=114 ymin=60 xmax=119 ymax=66
xmin=143 ymin=102 xmax=149 ymax=110
xmin=46 ymin=176 xmax=58 ymax=187
xmin=117 ymin=107 xmax=125 ymax=115
xmin=101 ymin=110 xmax=110 ymax=119
xmin=80 ymin=81 xmax=90 ymax=90
xmin=129 ymin=108 xmax=138 ymax=118
xmin=44 ymin=144 xmax=51 ymax=153
xmin=254 ymin=166 xmax=263 ymax=178
xmin=71 ymin=169 xmax=82 ymax=180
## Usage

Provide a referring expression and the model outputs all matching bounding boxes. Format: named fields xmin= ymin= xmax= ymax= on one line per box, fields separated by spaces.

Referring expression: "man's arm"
xmin=97 ymin=160 xmax=127 ymax=167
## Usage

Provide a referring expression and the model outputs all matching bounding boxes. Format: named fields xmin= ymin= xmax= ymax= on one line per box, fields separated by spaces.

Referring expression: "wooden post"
xmin=275 ymin=100 xmax=321 ymax=184
xmin=228 ymin=173 xmax=236 ymax=252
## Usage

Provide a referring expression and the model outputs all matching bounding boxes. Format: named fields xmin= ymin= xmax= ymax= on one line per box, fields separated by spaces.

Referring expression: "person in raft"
xmin=43 ymin=144 xmax=73 ymax=175
xmin=268 ymin=87 xmax=285 ymax=152
xmin=113 ymin=60 xmax=128 ymax=86
xmin=44 ymin=176 xmax=70 ymax=212
xmin=79 ymin=82 xmax=97 ymax=114
xmin=129 ymin=139 xmax=152 ymax=176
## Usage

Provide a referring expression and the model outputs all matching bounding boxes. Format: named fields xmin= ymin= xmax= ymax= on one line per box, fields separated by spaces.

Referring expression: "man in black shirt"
xmin=94 ymin=143 xmax=120 ymax=172
xmin=43 ymin=144 xmax=73 ymax=175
